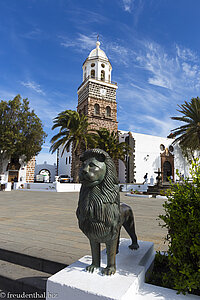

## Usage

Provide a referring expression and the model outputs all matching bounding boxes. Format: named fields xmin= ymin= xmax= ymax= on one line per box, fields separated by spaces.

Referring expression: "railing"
xmin=77 ymin=75 xmax=117 ymax=90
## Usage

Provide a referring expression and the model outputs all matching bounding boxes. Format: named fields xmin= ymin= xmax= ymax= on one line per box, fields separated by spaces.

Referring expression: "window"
xmin=101 ymin=63 xmax=105 ymax=68
xmin=69 ymin=156 xmax=71 ymax=164
xmin=106 ymin=106 xmax=111 ymax=117
xmin=91 ymin=63 xmax=95 ymax=67
xmin=101 ymin=70 xmax=105 ymax=81
xmin=66 ymin=157 xmax=68 ymax=164
xmin=94 ymin=103 xmax=100 ymax=115
xmin=91 ymin=69 xmax=95 ymax=78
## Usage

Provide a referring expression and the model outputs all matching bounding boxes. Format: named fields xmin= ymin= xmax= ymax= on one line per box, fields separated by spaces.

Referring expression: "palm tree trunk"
xmin=71 ymin=144 xmax=81 ymax=183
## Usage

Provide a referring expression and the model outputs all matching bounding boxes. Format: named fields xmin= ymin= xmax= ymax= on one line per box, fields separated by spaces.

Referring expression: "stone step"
xmin=0 ymin=259 xmax=51 ymax=294
xmin=0 ymin=248 xmax=66 ymax=274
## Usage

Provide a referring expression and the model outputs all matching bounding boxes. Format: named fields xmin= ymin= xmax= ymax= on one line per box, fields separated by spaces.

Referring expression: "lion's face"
xmin=79 ymin=157 xmax=106 ymax=187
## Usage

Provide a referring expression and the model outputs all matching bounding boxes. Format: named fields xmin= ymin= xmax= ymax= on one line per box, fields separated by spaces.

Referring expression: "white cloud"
xmin=135 ymin=41 xmax=200 ymax=92
xmin=21 ymin=28 xmax=42 ymax=40
xmin=145 ymin=115 xmax=172 ymax=134
xmin=77 ymin=33 xmax=97 ymax=49
xmin=60 ymin=33 xmax=97 ymax=51
xmin=106 ymin=42 xmax=131 ymax=66
xmin=21 ymin=81 xmax=46 ymax=95
xmin=122 ymin=0 xmax=134 ymax=12
xmin=176 ymin=45 xmax=198 ymax=63
xmin=60 ymin=40 xmax=77 ymax=48
xmin=182 ymin=62 xmax=198 ymax=77
xmin=148 ymin=77 xmax=171 ymax=89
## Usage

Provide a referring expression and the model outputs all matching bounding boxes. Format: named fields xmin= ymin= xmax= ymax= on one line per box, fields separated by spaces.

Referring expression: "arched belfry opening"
xmin=101 ymin=70 xmax=105 ymax=81
xmin=91 ymin=69 xmax=95 ymax=78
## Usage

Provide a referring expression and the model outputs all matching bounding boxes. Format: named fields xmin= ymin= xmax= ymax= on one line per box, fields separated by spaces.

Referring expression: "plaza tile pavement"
xmin=0 ymin=191 xmax=168 ymax=266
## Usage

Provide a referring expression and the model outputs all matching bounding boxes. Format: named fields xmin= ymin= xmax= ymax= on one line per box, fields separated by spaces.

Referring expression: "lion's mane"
xmin=77 ymin=149 xmax=121 ymax=241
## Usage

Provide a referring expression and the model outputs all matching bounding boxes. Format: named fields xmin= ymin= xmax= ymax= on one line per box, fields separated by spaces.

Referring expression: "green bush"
xmin=158 ymin=159 xmax=200 ymax=295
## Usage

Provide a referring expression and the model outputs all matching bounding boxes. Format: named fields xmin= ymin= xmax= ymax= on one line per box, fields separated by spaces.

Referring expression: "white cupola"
xmin=82 ymin=40 xmax=112 ymax=83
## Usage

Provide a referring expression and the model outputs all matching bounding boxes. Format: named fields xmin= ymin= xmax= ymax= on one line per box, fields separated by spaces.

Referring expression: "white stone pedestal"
xmin=47 ymin=239 xmax=200 ymax=300
xmin=46 ymin=239 xmax=154 ymax=300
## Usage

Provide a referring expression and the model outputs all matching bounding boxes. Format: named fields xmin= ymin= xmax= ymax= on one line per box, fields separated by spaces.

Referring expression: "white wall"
xmin=58 ymin=144 xmax=72 ymax=178
xmin=55 ymin=182 xmax=81 ymax=192
xmin=35 ymin=161 xmax=57 ymax=182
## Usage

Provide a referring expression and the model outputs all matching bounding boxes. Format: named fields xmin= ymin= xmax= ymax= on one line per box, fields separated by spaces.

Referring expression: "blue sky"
xmin=1 ymin=0 xmax=200 ymax=164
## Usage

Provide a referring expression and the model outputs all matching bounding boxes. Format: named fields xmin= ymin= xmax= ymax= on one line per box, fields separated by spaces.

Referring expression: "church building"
xmin=57 ymin=40 xmax=190 ymax=183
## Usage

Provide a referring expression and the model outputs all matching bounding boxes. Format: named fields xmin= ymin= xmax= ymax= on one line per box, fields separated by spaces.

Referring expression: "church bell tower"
xmin=77 ymin=40 xmax=118 ymax=132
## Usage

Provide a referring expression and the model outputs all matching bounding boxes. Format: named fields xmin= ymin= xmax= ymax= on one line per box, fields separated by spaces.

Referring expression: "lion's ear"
xmin=98 ymin=153 xmax=106 ymax=162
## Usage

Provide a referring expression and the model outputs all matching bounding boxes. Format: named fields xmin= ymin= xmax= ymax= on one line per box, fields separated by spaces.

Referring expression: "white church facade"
xmin=57 ymin=41 xmax=190 ymax=184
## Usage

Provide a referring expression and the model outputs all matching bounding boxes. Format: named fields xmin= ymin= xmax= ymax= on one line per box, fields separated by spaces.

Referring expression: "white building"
xmin=0 ymin=156 xmax=35 ymax=186
xmin=118 ymin=131 xmax=189 ymax=184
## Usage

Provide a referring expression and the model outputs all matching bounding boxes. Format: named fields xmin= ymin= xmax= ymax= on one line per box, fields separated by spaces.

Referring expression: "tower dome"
xmin=88 ymin=41 xmax=108 ymax=60
xmin=82 ymin=40 xmax=112 ymax=83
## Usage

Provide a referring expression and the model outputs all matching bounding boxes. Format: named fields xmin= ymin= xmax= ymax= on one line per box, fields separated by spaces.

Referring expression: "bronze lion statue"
xmin=76 ymin=148 xmax=139 ymax=275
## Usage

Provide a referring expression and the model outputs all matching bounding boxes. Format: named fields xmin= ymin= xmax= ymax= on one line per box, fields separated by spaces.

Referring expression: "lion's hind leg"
xmin=86 ymin=240 xmax=100 ymax=273
xmin=121 ymin=203 xmax=139 ymax=250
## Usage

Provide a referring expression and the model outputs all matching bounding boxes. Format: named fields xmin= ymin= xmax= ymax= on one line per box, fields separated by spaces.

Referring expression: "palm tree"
xmin=88 ymin=128 xmax=131 ymax=163
xmin=50 ymin=110 xmax=92 ymax=182
xmin=171 ymin=97 xmax=200 ymax=155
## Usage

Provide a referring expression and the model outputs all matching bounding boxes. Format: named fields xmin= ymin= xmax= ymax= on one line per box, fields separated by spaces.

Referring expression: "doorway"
xmin=163 ymin=161 xmax=172 ymax=182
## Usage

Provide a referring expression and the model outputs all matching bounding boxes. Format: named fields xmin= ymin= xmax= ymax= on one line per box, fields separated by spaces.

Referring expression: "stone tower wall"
xmin=77 ymin=80 xmax=118 ymax=133
xmin=26 ymin=157 xmax=36 ymax=183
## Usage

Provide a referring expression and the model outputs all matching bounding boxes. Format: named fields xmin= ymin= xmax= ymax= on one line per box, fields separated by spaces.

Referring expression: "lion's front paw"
xmin=86 ymin=264 xmax=99 ymax=273
xmin=129 ymin=242 xmax=139 ymax=250
xmin=101 ymin=266 xmax=116 ymax=276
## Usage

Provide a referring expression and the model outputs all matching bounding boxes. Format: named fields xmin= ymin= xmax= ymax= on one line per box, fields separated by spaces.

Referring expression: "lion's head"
xmin=79 ymin=148 xmax=118 ymax=191
xmin=79 ymin=152 xmax=106 ymax=187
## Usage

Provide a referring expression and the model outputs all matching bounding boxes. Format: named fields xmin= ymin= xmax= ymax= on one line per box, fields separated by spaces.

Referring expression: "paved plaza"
xmin=0 ymin=191 xmax=168 ymax=267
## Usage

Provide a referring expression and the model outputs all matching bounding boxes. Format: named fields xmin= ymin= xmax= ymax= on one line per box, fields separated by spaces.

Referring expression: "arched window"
xmin=106 ymin=106 xmax=111 ymax=117
xmin=101 ymin=70 xmax=105 ymax=81
xmin=94 ymin=104 xmax=100 ymax=115
xmin=91 ymin=69 xmax=95 ymax=78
